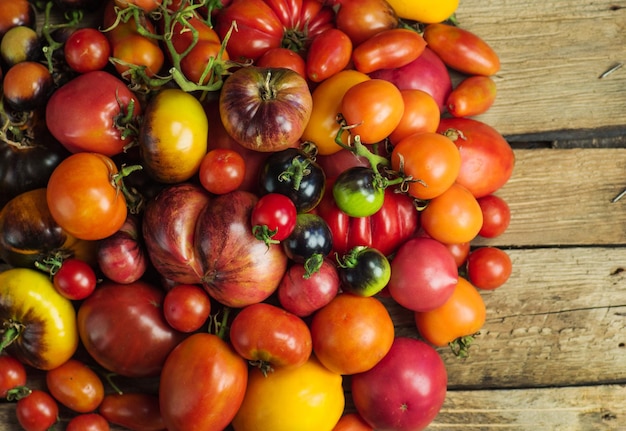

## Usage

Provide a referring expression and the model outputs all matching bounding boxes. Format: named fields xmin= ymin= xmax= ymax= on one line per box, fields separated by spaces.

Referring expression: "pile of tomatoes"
xmin=0 ymin=0 xmax=516 ymax=430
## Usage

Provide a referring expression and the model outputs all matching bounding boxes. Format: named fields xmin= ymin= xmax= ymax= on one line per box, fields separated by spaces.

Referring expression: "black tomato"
xmin=282 ymin=213 xmax=333 ymax=275
xmin=332 ymin=166 xmax=385 ymax=218
xmin=337 ymin=246 xmax=391 ymax=297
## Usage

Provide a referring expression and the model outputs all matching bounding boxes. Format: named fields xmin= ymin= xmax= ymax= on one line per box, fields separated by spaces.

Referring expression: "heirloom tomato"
xmin=46 ymin=153 xmax=129 ymax=241
xmin=466 ymin=246 xmax=512 ymax=290
xmin=337 ymin=246 xmax=391 ymax=297
xmin=100 ymin=393 xmax=165 ymax=431
xmin=306 ymin=28 xmax=352 ymax=82
xmin=477 ymin=194 xmax=511 ymax=238
xmin=111 ymin=33 xmax=165 ymax=79
xmin=0 ymin=268 xmax=78 ymax=370
xmin=446 ymin=75 xmax=497 ymax=117
xmin=198 ymin=148 xmax=246 ymax=194
xmin=231 ymin=356 xmax=344 ymax=431
xmin=282 ymin=213 xmax=333 ymax=266
xmin=115 ymin=0 xmax=163 ymax=12
xmin=140 ymin=88 xmax=208 ymax=184
xmin=45 ymin=70 xmax=141 ymax=156
xmin=45 ymin=359 xmax=104 ymax=413
xmin=388 ymin=89 xmax=441 ymax=145
xmin=415 ymin=276 xmax=486 ymax=349
xmin=163 ymin=284 xmax=212 ymax=333
xmin=0 ymin=355 xmax=27 ymax=398
xmin=301 ymin=69 xmax=370 ymax=155
xmin=334 ymin=0 xmax=398 ymax=46
xmin=386 ymin=0 xmax=458 ymax=23
xmin=311 ymin=293 xmax=394 ymax=375
xmin=332 ymin=166 xmax=385 ymax=218
xmin=160 ymin=333 xmax=248 ymax=431
xmin=0 ymin=0 xmax=34 ymax=38
xmin=64 ymin=27 xmax=111 ymax=73
xmin=52 ymin=258 xmax=97 ymax=300
xmin=2 ymin=61 xmax=53 ymax=112
xmin=352 ymin=28 xmax=426 ymax=74
xmin=251 ymin=193 xmax=298 ymax=244
xmin=16 ymin=389 xmax=59 ymax=431
xmin=96 ymin=214 xmax=147 ymax=284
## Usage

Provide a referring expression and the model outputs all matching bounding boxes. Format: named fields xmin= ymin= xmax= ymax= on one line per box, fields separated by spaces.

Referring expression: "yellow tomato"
xmin=0 ymin=268 xmax=78 ymax=370
xmin=231 ymin=356 xmax=345 ymax=431
xmin=301 ymin=70 xmax=370 ymax=156
xmin=386 ymin=0 xmax=459 ymax=24
xmin=139 ymin=88 xmax=208 ymax=183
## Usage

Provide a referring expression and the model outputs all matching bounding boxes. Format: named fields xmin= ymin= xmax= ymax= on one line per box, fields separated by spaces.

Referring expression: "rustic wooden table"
xmin=1 ymin=0 xmax=625 ymax=430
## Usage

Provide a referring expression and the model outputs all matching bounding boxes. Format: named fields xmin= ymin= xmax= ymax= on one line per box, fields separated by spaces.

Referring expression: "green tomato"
xmin=337 ymin=246 xmax=391 ymax=297
xmin=332 ymin=166 xmax=385 ymax=217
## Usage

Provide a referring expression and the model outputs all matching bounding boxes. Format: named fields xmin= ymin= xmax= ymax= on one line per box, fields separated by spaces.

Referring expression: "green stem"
xmin=215 ymin=307 xmax=231 ymax=340
xmin=0 ymin=321 xmax=24 ymax=352
xmin=112 ymin=164 xmax=145 ymax=214
xmin=5 ymin=386 xmax=32 ymax=402
xmin=41 ymin=1 xmax=83 ymax=74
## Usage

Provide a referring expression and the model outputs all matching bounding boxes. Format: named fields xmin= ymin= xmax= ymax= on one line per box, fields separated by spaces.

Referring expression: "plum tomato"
xmin=45 ymin=358 xmax=104 ymax=413
xmin=198 ymin=148 xmax=246 ymax=195
xmin=446 ymin=75 xmax=497 ymax=117
xmin=466 ymin=246 xmax=513 ymax=290
xmin=16 ymin=389 xmax=59 ymax=431
xmin=64 ymin=27 xmax=111 ymax=73
xmin=251 ymin=193 xmax=298 ymax=245
xmin=352 ymin=28 xmax=426 ymax=74
xmin=99 ymin=393 xmax=165 ymax=431
xmin=52 ymin=258 xmax=97 ymax=300
xmin=336 ymin=246 xmax=391 ymax=297
xmin=306 ymin=28 xmax=353 ymax=82
xmin=0 ymin=354 xmax=27 ymax=399
xmin=66 ymin=413 xmax=110 ymax=431
xmin=163 ymin=284 xmax=212 ymax=333
xmin=334 ymin=0 xmax=398 ymax=46
xmin=477 ymin=194 xmax=511 ymax=238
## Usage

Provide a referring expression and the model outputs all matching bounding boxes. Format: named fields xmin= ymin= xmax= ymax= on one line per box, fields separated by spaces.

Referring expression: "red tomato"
xmin=251 ymin=193 xmax=298 ymax=243
xmin=64 ymin=27 xmax=111 ymax=73
xmin=341 ymin=78 xmax=404 ymax=144
xmin=334 ymin=0 xmax=398 ymax=46
xmin=388 ymin=89 xmax=441 ymax=145
xmin=115 ymin=0 xmax=163 ymax=12
xmin=163 ymin=284 xmax=212 ymax=333
xmin=446 ymin=241 xmax=471 ymax=267
xmin=466 ymin=246 xmax=512 ymax=290
xmin=477 ymin=194 xmax=511 ymax=238
xmin=306 ymin=28 xmax=352 ymax=82
xmin=420 ymin=182 xmax=484 ymax=244
xmin=46 ymin=153 xmax=129 ymax=241
xmin=423 ymin=23 xmax=501 ymax=76
xmin=45 ymin=359 xmax=104 ymax=413
xmin=99 ymin=393 xmax=165 ymax=431
xmin=45 ymin=70 xmax=142 ymax=156
xmin=66 ymin=413 xmax=110 ymax=431
xmin=256 ymin=47 xmax=306 ymax=77
xmin=159 ymin=333 xmax=248 ymax=431
xmin=229 ymin=302 xmax=313 ymax=370
xmin=438 ymin=117 xmax=515 ymax=198
xmin=310 ymin=293 xmax=395 ymax=375
xmin=16 ymin=390 xmax=59 ymax=431
xmin=198 ymin=148 xmax=246 ymax=194
xmin=447 ymin=75 xmax=497 ymax=117
xmin=52 ymin=258 xmax=97 ymax=300
xmin=0 ymin=355 xmax=27 ymax=399
xmin=391 ymin=132 xmax=461 ymax=200
xmin=333 ymin=413 xmax=374 ymax=431
xmin=352 ymin=28 xmax=426 ymax=74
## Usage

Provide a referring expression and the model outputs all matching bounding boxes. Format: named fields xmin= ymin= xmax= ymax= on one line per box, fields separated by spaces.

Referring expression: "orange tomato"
xmin=389 ymin=89 xmax=441 ymax=144
xmin=333 ymin=413 xmax=374 ymax=431
xmin=446 ymin=75 xmax=497 ymax=117
xmin=112 ymin=33 xmax=165 ymax=78
xmin=46 ymin=359 xmax=105 ymax=413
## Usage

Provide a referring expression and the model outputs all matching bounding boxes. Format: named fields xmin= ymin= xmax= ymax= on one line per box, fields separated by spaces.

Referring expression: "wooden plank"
xmin=473 ymin=148 xmax=626 ymax=247
xmin=455 ymin=0 xmax=626 ymax=137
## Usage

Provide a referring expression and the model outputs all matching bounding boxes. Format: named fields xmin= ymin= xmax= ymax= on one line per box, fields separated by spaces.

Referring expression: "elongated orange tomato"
xmin=352 ymin=28 xmax=426 ymax=74
xmin=446 ymin=75 xmax=497 ymax=117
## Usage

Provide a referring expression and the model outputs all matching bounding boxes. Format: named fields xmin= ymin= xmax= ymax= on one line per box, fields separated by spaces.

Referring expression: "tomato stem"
xmin=41 ymin=1 xmax=84 ymax=75
xmin=0 ymin=320 xmax=25 ymax=353
xmin=303 ymin=253 xmax=324 ymax=278
xmin=449 ymin=334 xmax=477 ymax=358
xmin=252 ymin=225 xmax=280 ymax=248
xmin=112 ymin=164 xmax=145 ymax=214
xmin=5 ymin=386 xmax=32 ymax=402
xmin=278 ymin=157 xmax=311 ymax=191
xmin=335 ymin=246 xmax=367 ymax=269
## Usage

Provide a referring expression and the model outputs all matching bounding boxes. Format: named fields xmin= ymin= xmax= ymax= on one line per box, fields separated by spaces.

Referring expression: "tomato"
xmin=115 ymin=0 xmax=163 ymax=12
xmin=2 ymin=61 xmax=53 ymax=112
xmin=353 ymin=28 xmax=426 ymax=74
xmin=230 ymin=302 xmax=313 ymax=371
xmin=159 ymin=333 xmax=248 ymax=431
xmin=0 ymin=268 xmax=78 ymax=370
xmin=388 ymin=89 xmax=441 ymax=145
xmin=282 ymin=213 xmax=333 ymax=268
xmin=0 ymin=354 xmax=27 ymax=399
xmin=420 ymin=183 xmax=484 ymax=244
xmin=15 ymin=389 xmax=59 ymax=431
xmin=447 ymin=75 xmax=497 ymax=117
xmin=140 ymin=88 xmax=208 ymax=183
xmin=198 ymin=148 xmax=246 ymax=194
xmin=423 ymin=23 xmax=500 ymax=76
xmin=310 ymin=293 xmax=394 ymax=375
xmin=331 ymin=167 xmax=384 ymax=217
xmin=77 ymin=280 xmax=187 ymax=378
xmin=438 ymin=117 xmax=515 ymax=198
xmin=333 ymin=413 xmax=374 ymax=431
xmin=99 ymin=393 xmax=165 ymax=431
xmin=466 ymin=246 xmax=512 ymax=290
xmin=1 ymin=26 xmax=40 ymax=68
xmin=178 ymin=39 xmax=229 ymax=86
xmin=477 ymin=194 xmax=511 ymax=238
xmin=231 ymin=356 xmax=344 ymax=431
xmin=334 ymin=0 xmax=398 ymax=46
xmin=66 ymin=413 xmax=110 ymax=431
xmin=45 ymin=359 xmax=104 ymax=413
xmin=46 ymin=153 xmax=129 ymax=241
xmin=306 ymin=28 xmax=352 ymax=82
xmin=64 ymin=27 xmax=111 ymax=73
xmin=387 ymin=237 xmax=458 ymax=312
xmin=337 ymin=246 xmax=391 ymax=297
xmin=52 ymin=258 xmax=97 ymax=300
xmin=446 ymin=240 xmax=471 ymax=267
xmin=256 ymin=47 xmax=307 ymax=76
xmin=251 ymin=193 xmax=298 ymax=245
xmin=341 ymin=78 xmax=404 ymax=144
xmin=301 ymin=69 xmax=370 ymax=155
xmin=0 ymin=0 xmax=35 ymax=38
xmin=96 ymin=214 xmax=147 ymax=284
xmin=111 ymin=33 xmax=165 ymax=79
xmin=45 ymin=70 xmax=142 ymax=156
xmin=163 ymin=284 xmax=212 ymax=333
xmin=415 ymin=276 xmax=486 ymax=356
xmin=385 ymin=0 xmax=458 ymax=23
xmin=391 ymin=132 xmax=461 ymax=200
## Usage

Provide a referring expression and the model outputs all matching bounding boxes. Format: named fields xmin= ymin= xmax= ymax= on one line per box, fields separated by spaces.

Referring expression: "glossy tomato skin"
xmin=306 ymin=28 xmax=353 ymax=82
xmin=337 ymin=246 xmax=391 ymax=297
xmin=45 ymin=70 xmax=142 ymax=156
xmin=334 ymin=0 xmax=398 ymax=46
xmin=446 ymin=75 xmax=497 ymax=117
xmin=466 ymin=246 xmax=512 ymax=290
xmin=52 ymin=258 xmax=97 ymax=300
xmin=45 ymin=358 xmax=104 ymax=413
xmin=2 ymin=61 xmax=53 ymax=112
xmin=160 ymin=333 xmax=248 ymax=431
xmin=64 ymin=27 xmax=111 ymax=73
xmin=251 ymin=193 xmax=298 ymax=243
xmin=0 ymin=268 xmax=78 ymax=370
xmin=198 ymin=148 xmax=246 ymax=194
xmin=229 ymin=302 xmax=313 ymax=369
xmin=65 ymin=413 xmax=110 ymax=431
xmin=16 ymin=389 xmax=59 ymax=431
xmin=256 ymin=47 xmax=307 ymax=76
xmin=0 ymin=355 xmax=27 ymax=398
xmin=163 ymin=284 xmax=212 ymax=333
xmin=332 ymin=167 xmax=385 ymax=218
xmin=282 ymin=213 xmax=333 ymax=263
xmin=352 ymin=28 xmax=426 ymax=74
xmin=333 ymin=412 xmax=374 ymax=431
xmin=477 ymin=194 xmax=511 ymax=238
xmin=99 ymin=393 xmax=165 ymax=431
xmin=386 ymin=0 xmax=458 ymax=23
xmin=0 ymin=0 xmax=35 ymax=38
xmin=351 ymin=337 xmax=447 ymax=431
xmin=231 ymin=356 xmax=344 ymax=431
xmin=388 ymin=89 xmax=441 ymax=144
xmin=438 ymin=117 xmax=515 ymax=198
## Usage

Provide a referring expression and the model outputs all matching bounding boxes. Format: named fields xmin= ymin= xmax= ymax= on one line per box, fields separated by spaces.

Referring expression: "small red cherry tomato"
xmin=256 ymin=47 xmax=307 ymax=77
xmin=163 ymin=284 xmax=212 ymax=333
xmin=352 ymin=28 xmax=426 ymax=74
xmin=477 ymin=194 xmax=511 ymax=238
xmin=64 ymin=27 xmax=111 ymax=73
xmin=251 ymin=193 xmax=298 ymax=244
xmin=466 ymin=246 xmax=512 ymax=290
xmin=306 ymin=28 xmax=353 ymax=82
xmin=16 ymin=390 xmax=59 ymax=431
xmin=447 ymin=75 xmax=497 ymax=117
xmin=53 ymin=258 xmax=97 ymax=300
xmin=198 ymin=148 xmax=246 ymax=195
xmin=0 ymin=355 xmax=27 ymax=399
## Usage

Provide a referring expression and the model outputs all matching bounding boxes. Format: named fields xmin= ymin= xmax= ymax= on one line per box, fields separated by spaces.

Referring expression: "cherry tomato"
xmin=256 ymin=47 xmax=307 ymax=77
xmin=0 ymin=25 xmax=40 ymax=68
xmin=332 ymin=166 xmax=385 ymax=217
xmin=420 ymin=183 xmax=484 ymax=244
xmin=446 ymin=241 xmax=471 ymax=267
xmin=163 ymin=284 xmax=212 ymax=333
xmin=112 ymin=33 xmax=165 ymax=79
xmin=52 ymin=258 xmax=97 ymax=300
xmin=477 ymin=194 xmax=511 ymax=238
xmin=352 ymin=28 xmax=426 ymax=74
xmin=466 ymin=246 xmax=512 ymax=290
xmin=282 ymin=213 xmax=333 ymax=266
xmin=2 ymin=61 xmax=53 ymax=111
xmin=341 ymin=78 xmax=404 ymax=144
xmin=0 ymin=0 xmax=34 ymax=38
xmin=391 ymin=132 xmax=461 ymax=200
xmin=115 ymin=0 xmax=163 ymax=12
xmin=334 ymin=0 xmax=398 ymax=46
xmin=447 ymin=75 xmax=497 ymax=117
xmin=336 ymin=246 xmax=391 ymax=297
xmin=306 ymin=28 xmax=352 ymax=82
xmin=0 ymin=355 xmax=27 ymax=399
xmin=16 ymin=389 xmax=59 ymax=431
xmin=45 ymin=358 xmax=104 ymax=413
xmin=64 ymin=27 xmax=111 ymax=73
xmin=251 ymin=193 xmax=298 ymax=244
xmin=388 ymin=89 xmax=441 ymax=145
xmin=46 ymin=152 xmax=129 ymax=241
xmin=198 ymin=148 xmax=246 ymax=194
xmin=99 ymin=393 xmax=165 ymax=431
xmin=179 ymin=39 xmax=229 ymax=85
xmin=66 ymin=413 xmax=110 ymax=431
xmin=310 ymin=293 xmax=395 ymax=375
